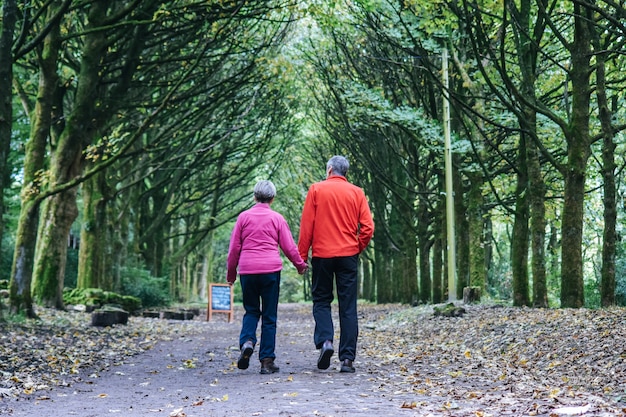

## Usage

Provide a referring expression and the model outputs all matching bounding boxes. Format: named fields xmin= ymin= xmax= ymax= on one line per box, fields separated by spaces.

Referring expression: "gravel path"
xmin=3 ymin=303 xmax=625 ymax=417
xmin=2 ymin=304 xmax=416 ymax=417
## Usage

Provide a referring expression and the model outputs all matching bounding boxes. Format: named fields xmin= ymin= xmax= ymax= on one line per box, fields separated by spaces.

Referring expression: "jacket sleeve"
xmin=297 ymin=185 xmax=315 ymax=262
xmin=357 ymin=192 xmax=374 ymax=252
xmin=278 ymin=217 xmax=308 ymax=271
xmin=226 ymin=218 xmax=243 ymax=282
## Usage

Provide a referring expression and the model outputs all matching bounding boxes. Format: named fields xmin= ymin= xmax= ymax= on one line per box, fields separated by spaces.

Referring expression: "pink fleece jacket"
xmin=227 ymin=203 xmax=307 ymax=282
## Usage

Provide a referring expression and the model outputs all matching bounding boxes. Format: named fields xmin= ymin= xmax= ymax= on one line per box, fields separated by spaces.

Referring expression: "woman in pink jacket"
xmin=227 ymin=180 xmax=308 ymax=374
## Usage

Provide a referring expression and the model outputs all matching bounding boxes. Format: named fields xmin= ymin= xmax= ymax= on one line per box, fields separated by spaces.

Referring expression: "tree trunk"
xmin=417 ymin=197 xmax=431 ymax=304
xmin=432 ymin=175 xmax=445 ymax=303
xmin=454 ymin=161 xmax=469 ymax=300
xmin=374 ymin=234 xmax=393 ymax=303
xmin=511 ymin=0 xmax=549 ymax=308
xmin=78 ymin=170 xmax=110 ymax=289
xmin=560 ymin=4 xmax=593 ymax=308
xmin=467 ymin=171 xmax=485 ymax=289
xmin=33 ymin=190 xmax=78 ymax=308
xmin=9 ymin=2 xmax=62 ymax=316
xmin=33 ymin=0 xmax=108 ymax=308
xmin=529 ymin=134 xmax=548 ymax=307
xmin=432 ymin=234 xmax=443 ymax=304
xmin=0 ymin=0 xmax=17 ymax=257
xmin=593 ymin=34 xmax=617 ymax=307
xmin=511 ymin=134 xmax=530 ymax=306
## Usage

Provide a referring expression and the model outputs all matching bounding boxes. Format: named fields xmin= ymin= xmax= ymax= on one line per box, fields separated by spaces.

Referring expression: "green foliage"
xmin=62 ymin=287 xmax=142 ymax=312
xmin=119 ymin=266 xmax=170 ymax=308
xmin=0 ymin=234 xmax=13 ymax=282
xmin=584 ymin=278 xmax=601 ymax=309
xmin=64 ymin=247 xmax=79 ymax=288
xmin=280 ymin=273 xmax=306 ymax=303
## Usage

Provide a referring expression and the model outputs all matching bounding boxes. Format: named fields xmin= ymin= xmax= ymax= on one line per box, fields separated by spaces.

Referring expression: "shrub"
xmin=62 ymin=287 xmax=142 ymax=313
xmin=120 ymin=266 xmax=170 ymax=308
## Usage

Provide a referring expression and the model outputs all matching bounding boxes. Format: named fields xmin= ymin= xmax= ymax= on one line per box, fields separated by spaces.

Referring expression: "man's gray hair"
xmin=327 ymin=155 xmax=349 ymax=177
xmin=253 ymin=180 xmax=276 ymax=203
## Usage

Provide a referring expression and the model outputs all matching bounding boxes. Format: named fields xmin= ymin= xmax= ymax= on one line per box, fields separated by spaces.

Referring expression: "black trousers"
xmin=311 ymin=255 xmax=359 ymax=361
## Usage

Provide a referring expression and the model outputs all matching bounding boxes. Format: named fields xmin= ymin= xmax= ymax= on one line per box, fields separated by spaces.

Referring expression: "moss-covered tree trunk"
xmin=139 ymin=185 xmax=167 ymax=277
xmin=467 ymin=171 xmax=485 ymax=290
xmin=453 ymin=161 xmax=469 ymax=300
xmin=593 ymin=36 xmax=617 ymax=307
xmin=77 ymin=170 xmax=110 ymax=289
xmin=511 ymin=134 xmax=530 ymax=307
xmin=431 ymin=174 xmax=445 ymax=303
xmin=511 ymin=0 xmax=547 ymax=308
xmin=372 ymin=216 xmax=393 ymax=303
xmin=33 ymin=191 xmax=78 ymax=308
xmin=33 ymin=1 xmax=108 ymax=308
xmin=560 ymin=4 xmax=593 ymax=308
xmin=528 ymin=127 xmax=548 ymax=308
xmin=417 ymin=197 xmax=431 ymax=304
xmin=432 ymin=234 xmax=443 ymax=304
xmin=403 ymin=233 xmax=418 ymax=305
xmin=9 ymin=2 xmax=63 ymax=316
xmin=369 ymin=180 xmax=392 ymax=304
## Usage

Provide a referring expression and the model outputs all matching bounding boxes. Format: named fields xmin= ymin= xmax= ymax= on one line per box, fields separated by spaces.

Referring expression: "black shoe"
xmin=237 ymin=340 xmax=254 ymax=370
xmin=260 ymin=358 xmax=279 ymax=374
xmin=340 ymin=359 xmax=355 ymax=373
xmin=317 ymin=340 xmax=334 ymax=370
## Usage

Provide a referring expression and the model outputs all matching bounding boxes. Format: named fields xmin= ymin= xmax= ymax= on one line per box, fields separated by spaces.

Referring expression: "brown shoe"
xmin=260 ymin=358 xmax=279 ymax=374
xmin=340 ymin=359 xmax=355 ymax=373
xmin=237 ymin=340 xmax=254 ymax=370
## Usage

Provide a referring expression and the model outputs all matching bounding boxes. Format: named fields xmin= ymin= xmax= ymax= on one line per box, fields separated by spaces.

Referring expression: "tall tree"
xmin=9 ymin=0 xmax=69 ymax=316
xmin=0 ymin=0 xmax=17 ymax=253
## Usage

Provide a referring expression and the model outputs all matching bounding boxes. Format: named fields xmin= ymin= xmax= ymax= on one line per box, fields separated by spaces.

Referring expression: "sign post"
xmin=207 ymin=283 xmax=234 ymax=322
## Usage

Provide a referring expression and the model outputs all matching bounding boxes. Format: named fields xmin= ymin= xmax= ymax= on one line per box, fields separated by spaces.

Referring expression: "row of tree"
xmin=1 ymin=0 xmax=306 ymax=317
xmin=1 ymin=0 xmax=625 ymax=315
xmin=296 ymin=0 xmax=625 ymax=307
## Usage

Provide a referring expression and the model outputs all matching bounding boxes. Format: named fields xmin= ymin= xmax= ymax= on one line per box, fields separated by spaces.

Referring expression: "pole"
xmin=442 ymin=48 xmax=457 ymax=301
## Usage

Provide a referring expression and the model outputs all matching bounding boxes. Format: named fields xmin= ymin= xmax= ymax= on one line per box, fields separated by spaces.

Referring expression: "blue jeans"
xmin=239 ymin=272 xmax=281 ymax=361
xmin=311 ymin=255 xmax=359 ymax=361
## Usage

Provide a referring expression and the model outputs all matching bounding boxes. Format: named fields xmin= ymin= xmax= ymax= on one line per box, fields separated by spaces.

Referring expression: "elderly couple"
xmin=226 ymin=155 xmax=375 ymax=375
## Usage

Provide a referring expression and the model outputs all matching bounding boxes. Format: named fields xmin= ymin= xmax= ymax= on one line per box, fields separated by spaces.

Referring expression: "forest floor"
xmin=0 ymin=302 xmax=625 ymax=417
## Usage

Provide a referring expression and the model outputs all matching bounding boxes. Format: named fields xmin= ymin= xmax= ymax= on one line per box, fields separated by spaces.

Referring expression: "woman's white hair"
xmin=253 ymin=180 xmax=276 ymax=203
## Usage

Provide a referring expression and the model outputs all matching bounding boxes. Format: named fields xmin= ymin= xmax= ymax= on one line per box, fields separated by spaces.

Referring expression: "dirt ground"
xmin=1 ymin=303 xmax=625 ymax=417
xmin=1 ymin=304 xmax=420 ymax=417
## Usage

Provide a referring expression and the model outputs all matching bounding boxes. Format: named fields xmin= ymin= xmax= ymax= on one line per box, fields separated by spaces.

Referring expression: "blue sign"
xmin=211 ymin=285 xmax=231 ymax=311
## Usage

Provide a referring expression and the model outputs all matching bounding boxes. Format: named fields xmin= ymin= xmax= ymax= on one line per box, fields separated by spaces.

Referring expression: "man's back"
xmin=298 ymin=175 xmax=374 ymax=260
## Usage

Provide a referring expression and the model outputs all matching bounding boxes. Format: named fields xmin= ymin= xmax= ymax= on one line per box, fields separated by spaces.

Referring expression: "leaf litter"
xmin=358 ymin=303 xmax=626 ymax=416
xmin=0 ymin=308 xmax=205 ymax=398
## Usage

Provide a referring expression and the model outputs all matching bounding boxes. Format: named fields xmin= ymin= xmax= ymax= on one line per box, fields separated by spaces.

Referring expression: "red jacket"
xmin=298 ymin=176 xmax=374 ymax=261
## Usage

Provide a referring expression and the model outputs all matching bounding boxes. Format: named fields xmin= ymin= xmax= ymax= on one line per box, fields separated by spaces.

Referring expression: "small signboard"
xmin=207 ymin=283 xmax=234 ymax=322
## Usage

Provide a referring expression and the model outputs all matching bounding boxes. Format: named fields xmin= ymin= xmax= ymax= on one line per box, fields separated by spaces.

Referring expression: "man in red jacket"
xmin=298 ymin=155 xmax=374 ymax=373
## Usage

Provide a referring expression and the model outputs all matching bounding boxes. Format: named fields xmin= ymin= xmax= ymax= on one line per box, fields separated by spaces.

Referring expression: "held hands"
xmin=297 ymin=263 xmax=308 ymax=275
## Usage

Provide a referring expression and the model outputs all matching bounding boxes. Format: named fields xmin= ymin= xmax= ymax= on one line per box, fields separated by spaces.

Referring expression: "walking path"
xmin=3 ymin=303 xmax=624 ymax=417
xmin=3 ymin=304 xmax=418 ymax=417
